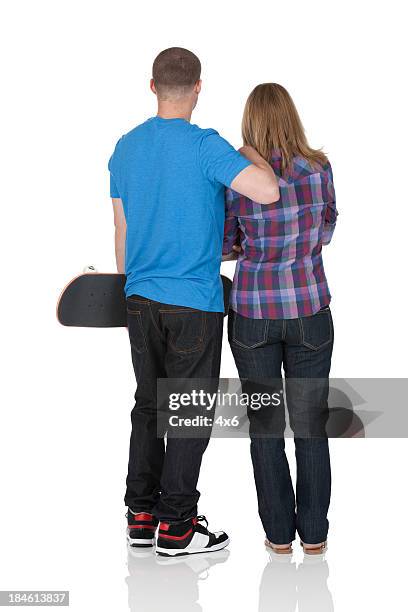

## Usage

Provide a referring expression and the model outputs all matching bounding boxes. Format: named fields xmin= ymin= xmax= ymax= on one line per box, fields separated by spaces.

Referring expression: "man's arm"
xmin=199 ymin=133 xmax=279 ymax=206
xmin=231 ymin=146 xmax=280 ymax=205
xmin=112 ymin=198 xmax=127 ymax=273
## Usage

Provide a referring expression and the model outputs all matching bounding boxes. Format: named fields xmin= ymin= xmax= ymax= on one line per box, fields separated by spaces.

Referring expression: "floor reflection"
xmin=259 ymin=549 xmax=334 ymax=612
xmin=126 ymin=544 xmax=333 ymax=611
xmin=126 ymin=547 xmax=229 ymax=612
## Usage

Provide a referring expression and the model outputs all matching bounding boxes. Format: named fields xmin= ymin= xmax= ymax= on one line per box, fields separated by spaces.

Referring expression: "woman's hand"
xmin=221 ymin=244 xmax=242 ymax=262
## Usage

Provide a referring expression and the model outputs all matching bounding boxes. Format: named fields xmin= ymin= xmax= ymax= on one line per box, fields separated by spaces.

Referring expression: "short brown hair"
xmin=152 ymin=47 xmax=201 ymax=100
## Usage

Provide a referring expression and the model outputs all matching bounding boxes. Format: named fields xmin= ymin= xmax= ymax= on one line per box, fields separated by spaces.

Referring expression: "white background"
xmin=1 ymin=0 xmax=407 ymax=610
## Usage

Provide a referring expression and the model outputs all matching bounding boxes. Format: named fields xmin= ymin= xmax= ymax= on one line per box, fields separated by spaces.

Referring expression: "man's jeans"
xmin=125 ymin=294 xmax=223 ymax=522
xmin=229 ymin=307 xmax=333 ymax=544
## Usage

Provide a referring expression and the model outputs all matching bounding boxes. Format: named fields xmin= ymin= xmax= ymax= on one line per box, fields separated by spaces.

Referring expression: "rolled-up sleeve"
xmin=322 ymin=163 xmax=338 ymax=245
xmin=223 ymin=188 xmax=240 ymax=254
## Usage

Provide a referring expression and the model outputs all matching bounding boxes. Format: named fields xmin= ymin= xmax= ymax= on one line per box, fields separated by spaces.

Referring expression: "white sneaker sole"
xmin=156 ymin=537 xmax=230 ymax=557
xmin=127 ymin=534 xmax=155 ymax=548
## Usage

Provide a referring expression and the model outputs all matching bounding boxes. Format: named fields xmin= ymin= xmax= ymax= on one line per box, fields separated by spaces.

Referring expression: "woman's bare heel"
xmin=265 ymin=539 xmax=293 ymax=554
xmin=301 ymin=541 xmax=327 ymax=555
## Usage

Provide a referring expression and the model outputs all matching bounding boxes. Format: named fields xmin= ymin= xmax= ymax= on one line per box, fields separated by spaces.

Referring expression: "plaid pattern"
xmin=223 ymin=151 xmax=338 ymax=319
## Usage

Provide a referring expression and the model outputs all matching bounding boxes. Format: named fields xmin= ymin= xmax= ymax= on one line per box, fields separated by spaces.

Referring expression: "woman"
xmin=224 ymin=83 xmax=338 ymax=555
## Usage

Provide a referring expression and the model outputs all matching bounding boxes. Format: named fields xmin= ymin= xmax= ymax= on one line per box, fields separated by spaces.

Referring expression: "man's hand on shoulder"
xmin=231 ymin=146 xmax=280 ymax=205
xmin=238 ymin=145 xmax=266 ymax=164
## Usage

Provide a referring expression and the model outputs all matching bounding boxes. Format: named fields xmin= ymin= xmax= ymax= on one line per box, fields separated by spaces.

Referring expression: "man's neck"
xmin=156 ymin=100 xmax=193 ymax=122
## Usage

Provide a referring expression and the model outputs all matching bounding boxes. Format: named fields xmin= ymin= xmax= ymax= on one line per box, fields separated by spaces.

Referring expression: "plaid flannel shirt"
xmin=223 ymin=151 xmax=338 ymax=319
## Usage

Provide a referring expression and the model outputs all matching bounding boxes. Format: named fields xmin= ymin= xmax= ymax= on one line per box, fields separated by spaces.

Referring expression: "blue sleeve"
xmin=198 ymin=131 xmax=252 ymax=187
xmin=108 ymin=139 xmax=122 ymax=199
xmin=109 ymin=171 xmax=120 ymax=198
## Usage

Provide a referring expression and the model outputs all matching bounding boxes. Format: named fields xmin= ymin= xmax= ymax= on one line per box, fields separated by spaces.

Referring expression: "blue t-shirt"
xmin=108 ymin=117 xmax=251 ymax=312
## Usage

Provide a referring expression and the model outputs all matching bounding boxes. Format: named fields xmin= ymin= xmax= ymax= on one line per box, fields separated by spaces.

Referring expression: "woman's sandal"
xmin=265 ymin=539 xmax=293 ymax=555
xmin=300 ymin=541 xmax=328 ymax=555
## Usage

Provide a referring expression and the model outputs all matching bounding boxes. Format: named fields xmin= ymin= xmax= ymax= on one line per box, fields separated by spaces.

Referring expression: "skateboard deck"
xmin=57 ymin=273 xmax=232 ymax=327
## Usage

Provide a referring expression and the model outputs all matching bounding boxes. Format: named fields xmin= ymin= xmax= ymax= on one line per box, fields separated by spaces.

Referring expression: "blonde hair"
xmin=242 ymin=83 xmax=327 ymax=171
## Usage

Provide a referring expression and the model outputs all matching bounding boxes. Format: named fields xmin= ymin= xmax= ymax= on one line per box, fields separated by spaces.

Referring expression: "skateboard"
xmin=57 ymin=269 xmax=232 ymax=327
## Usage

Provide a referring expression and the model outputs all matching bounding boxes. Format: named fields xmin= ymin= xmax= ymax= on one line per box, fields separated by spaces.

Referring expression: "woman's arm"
xmin=322 ymin=164 xmax=338 ymax=245
xmin=222 ymin=189 xmax=241 ymax=261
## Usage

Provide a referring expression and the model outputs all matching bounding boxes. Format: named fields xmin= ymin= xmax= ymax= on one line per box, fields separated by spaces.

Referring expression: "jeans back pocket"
xmin=299 ymin=308 xmax=333 ymax=351
xmin=161 ymin=310 xmax=206 ymax=353
xmin=229 ymin=311 xmax=269 ymax=349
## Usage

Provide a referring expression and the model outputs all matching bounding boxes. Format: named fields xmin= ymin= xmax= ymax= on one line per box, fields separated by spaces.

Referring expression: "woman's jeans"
xmin=229 ymin=307 xmax=333 ymax=544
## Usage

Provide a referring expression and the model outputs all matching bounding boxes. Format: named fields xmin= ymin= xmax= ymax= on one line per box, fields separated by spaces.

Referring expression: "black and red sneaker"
xmin=127 ymin=510 xmax=158 ymax=548
xmin=155 ymin=515 xmax=229 ymax=557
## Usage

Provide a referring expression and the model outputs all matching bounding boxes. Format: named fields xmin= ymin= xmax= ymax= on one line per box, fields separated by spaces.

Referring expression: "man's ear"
xmin=150 ymin=79 xmax=157 ymax=95
xmin=194 ymin=80 xmax=202 ymax=95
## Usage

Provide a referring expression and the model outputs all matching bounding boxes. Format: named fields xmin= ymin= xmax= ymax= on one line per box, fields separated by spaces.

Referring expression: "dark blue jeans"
xmin=229 ymin=307 xmax=333 ymax=544
xmin=126 ymin=294 xmax=224 ymax=522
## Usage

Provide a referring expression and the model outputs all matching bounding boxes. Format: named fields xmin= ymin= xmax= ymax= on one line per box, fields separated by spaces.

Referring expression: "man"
xmin=109 ymin=47 xmax=279 ymax=556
